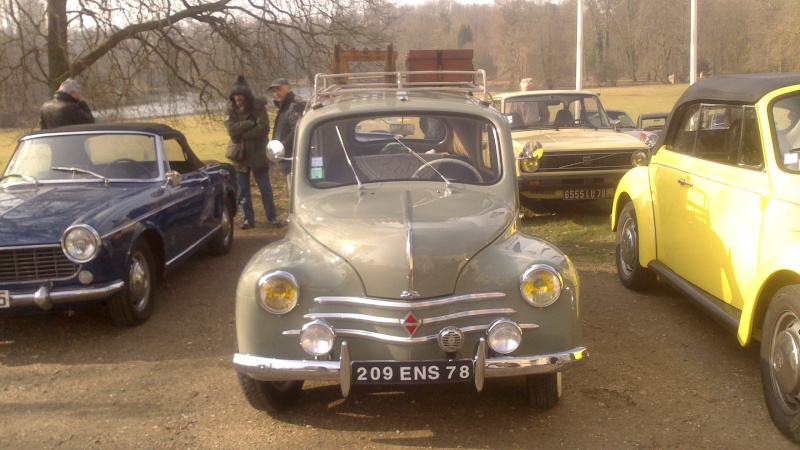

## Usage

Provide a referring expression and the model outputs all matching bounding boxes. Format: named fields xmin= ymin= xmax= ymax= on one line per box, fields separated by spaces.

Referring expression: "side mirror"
xmin=610 ymin=119 xmax=620 ymax=131
xmin=267 ymin=140 xmax=285 ymax=163
xmin=163 ymin=170 xmax=182 ymax=189
xmin=516 ymin=140 xmax=544 ymax=173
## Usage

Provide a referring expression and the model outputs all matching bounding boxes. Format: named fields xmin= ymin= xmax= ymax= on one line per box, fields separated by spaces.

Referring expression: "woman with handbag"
xmin=224 ymin=75 xmax=282 ymax=229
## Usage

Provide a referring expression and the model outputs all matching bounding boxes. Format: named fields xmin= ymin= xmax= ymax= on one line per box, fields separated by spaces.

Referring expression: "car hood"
xmin=295 ymin=187 xmax=515 ymax=299
xmin=511 ymin=128 xmax=645 ymax=151
xmin=0 ymin=184 xmax=151 ymax=246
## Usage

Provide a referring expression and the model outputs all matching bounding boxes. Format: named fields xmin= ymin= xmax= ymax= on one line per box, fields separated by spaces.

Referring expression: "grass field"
xmin=0 ymin=83 xmax=687 ymax=270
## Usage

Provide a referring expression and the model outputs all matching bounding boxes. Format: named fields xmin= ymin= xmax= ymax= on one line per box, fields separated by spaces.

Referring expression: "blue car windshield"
xmin=2 ymin=133 xmax=160 ymax=184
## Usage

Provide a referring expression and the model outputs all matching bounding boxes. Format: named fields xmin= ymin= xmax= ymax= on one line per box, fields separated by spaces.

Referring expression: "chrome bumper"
xmin=234 ymin=339 xmax=588 ymax=397
xmin=1 ymin=280 xmax=125 ymax=311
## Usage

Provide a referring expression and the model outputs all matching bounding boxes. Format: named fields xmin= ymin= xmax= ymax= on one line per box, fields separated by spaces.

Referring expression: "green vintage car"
xmin=233 ymin=70 xmax=587 ymax=412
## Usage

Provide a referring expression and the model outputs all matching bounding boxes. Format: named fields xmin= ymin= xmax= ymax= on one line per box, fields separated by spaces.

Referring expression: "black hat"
xmin=268 ymin=78 xmax=290 ymax=90
xmin=229 ymin=75 xmax=254 ymax=102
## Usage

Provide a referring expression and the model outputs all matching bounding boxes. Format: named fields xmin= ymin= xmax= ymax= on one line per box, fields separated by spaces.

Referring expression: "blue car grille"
xmin=0 ymin=247 xmax=79 ymax=283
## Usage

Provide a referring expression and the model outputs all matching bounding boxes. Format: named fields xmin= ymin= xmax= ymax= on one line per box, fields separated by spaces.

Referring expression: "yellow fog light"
xmin=487 ymin=318 xmax=522 ymax=354
xmin=520 ymin=264 xmax=563 ymax=307
xmin=631 ymin=149 xmax=650 ymax=166
xmin=257 ymin=271 xmax=298 ymax=315
xmin=300 ymin=320 xmax=335 ymax=356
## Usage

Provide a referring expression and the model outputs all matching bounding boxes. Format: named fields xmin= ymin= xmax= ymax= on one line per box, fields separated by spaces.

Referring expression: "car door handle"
xmin=677 ymin=178 xmax=693 ymax=187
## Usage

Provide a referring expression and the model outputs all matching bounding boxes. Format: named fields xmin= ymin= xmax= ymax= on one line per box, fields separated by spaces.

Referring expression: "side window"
xmin=671 ymin=104 xmax=701 ymax=154
xmin=732 ymin=108 xmax=764 ymax=169
xmin=773 ymin=94 xmax=800 ymax=171
xmin=164 ymin=139 xmax=191 ymax=174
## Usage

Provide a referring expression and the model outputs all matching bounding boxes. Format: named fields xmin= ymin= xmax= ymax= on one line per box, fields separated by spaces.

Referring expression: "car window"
xmin=772 ymin=93 xmax=800 ymax=171
xmin=503 ymin=93 xmax=611 ymax=129
xmin=307 ymin=114 xmax=502 ymax=188
xmin=163 ymin=138 xmax=197 ymax=175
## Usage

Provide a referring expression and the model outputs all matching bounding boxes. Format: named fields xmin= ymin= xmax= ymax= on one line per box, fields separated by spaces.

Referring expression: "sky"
xmin=394 ymin=0 xmax=495 ymax=5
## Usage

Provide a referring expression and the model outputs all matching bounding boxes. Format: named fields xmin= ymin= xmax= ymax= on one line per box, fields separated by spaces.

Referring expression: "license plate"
xmin=352 ymin=360 xmax=473 ymax=385
xmin=563 ymin=189 xmax=606 ymax=200
xmin=0 ymin=290 xmax=9 ymax=308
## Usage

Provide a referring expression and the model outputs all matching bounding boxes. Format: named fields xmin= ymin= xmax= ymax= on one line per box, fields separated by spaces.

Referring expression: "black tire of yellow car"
xmin=760 ymin=285 xmax=800 ymax=443
xmin=108 ymin=240 xmax=156 ymax=327
xmin=615 ymin=202 xmax=656 ymax=291
xmin=526 ymin=373 xmax=561 ymax=409
xmin=237 ymin=371 xmax=304 ymax=413
xmin=207 ymin=198 xmax=234 ymax=256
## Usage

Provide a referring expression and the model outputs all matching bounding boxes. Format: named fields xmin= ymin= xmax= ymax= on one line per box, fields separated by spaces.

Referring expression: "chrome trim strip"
xmin=233 ymin=345 xmax=587 ymax=382
xmin=0 ymin=243 xmax=70 ymax=251
xmin=282 ymin=323 xmax=539 ymax=344
xmin=304 ymin=308 xmax=517 ymax=326
xmin=315 ymin=292 xmax=506 ymax=310
xmin=165 ymin=224 xmax=222 ymax=267
xmin=401 ymin=190 xmax=418 ymax=299
xmin=339 ymin=341 xmax=351 ymax=397
xmin=6 ymin=280 xmax=125 ymax=308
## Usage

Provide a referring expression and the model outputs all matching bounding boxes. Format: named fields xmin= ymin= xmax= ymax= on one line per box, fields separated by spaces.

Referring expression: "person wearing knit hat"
xmin=224 ymin=75 xmax=282 ymax=229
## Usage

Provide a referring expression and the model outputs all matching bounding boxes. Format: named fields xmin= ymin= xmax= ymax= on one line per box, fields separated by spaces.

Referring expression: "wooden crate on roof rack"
xmin=405 ymin=49 xmax=474 ymax=82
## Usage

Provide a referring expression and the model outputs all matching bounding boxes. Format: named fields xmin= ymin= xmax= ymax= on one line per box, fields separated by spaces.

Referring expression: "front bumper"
xmin=0 ymin=280 xmax=125 ymax=312
xmin=234 ymin=339 xmax=588 ymax=397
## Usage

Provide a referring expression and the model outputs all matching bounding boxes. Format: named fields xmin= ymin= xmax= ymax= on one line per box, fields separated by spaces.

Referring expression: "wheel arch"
xmin=611 ymin=168 xmax=656 ymax=267
xmin=134 ymin=227 xmax=166 ymax=280
xmin=739 ymin=268 xmax=800 ymax=346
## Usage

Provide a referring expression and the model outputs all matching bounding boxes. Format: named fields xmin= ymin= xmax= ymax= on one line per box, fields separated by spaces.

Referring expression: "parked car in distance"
xmin=0 ymin=123 xmax=238 ymax=326
xmin=233 ymin=70 xmax=587 ymax=413
xmin=637 ymin=112 xmax=669 ymax=135
xmin=492 ymin=91 xmax=649 ymax=203
xmin=607 ymin=109 xmax=659 ymax=150
xmin=611 ymin=72 xmax=800 ymax=442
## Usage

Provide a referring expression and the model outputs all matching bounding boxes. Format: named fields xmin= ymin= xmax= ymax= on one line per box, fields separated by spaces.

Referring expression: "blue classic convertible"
xmin=0 ymin=123 xmax=238 ymax=326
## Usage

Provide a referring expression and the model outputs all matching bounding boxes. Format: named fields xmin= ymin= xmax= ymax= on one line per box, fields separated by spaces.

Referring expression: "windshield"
xmin=2 ymin=133 xmax=160 ymax=185
xmin=501 ymin=93 xmax=612 ymax=129
xmin=608 ymin=111 xmax=635 ymax=128
xmin=306 ymin=114 xmax=502 ymax=188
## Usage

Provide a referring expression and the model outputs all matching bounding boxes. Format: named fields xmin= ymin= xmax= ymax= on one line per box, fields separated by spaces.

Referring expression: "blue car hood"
xmin=0 ymin=184 xmax=152 ymax=246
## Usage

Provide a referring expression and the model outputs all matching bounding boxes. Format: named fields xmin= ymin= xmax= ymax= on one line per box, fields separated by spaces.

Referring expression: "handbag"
xmin=225 ymin=139 xmax=244 ymax=162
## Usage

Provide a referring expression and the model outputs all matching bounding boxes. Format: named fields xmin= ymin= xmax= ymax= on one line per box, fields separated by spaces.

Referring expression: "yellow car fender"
xmin=737 ymin=244 xmax=800 ymax=346
xmin=611 ymin=166 xmax=657 ymax=268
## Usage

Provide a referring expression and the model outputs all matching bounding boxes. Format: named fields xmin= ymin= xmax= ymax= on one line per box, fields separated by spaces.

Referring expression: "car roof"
xmin=24 ymin=122 xmax=186 ymax=140
xmin=675 ymin=72 xmax=800 ymax=106
xmin=493 ymin=90 xmax=599 ymax=100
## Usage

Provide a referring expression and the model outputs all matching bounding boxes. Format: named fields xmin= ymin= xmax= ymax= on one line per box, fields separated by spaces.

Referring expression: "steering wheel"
xmin=411 ymin=158 xmax=484 ymax=183
xmin=106 ymin=158 xmax=153 ymax=179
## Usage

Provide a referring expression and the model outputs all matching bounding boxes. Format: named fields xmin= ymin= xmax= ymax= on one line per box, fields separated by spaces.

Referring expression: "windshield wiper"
xmin=393 ymin=136 xmax=452 ymax=189
xmin=334 ymin=126 xmax=363 ymax=190
xmin=51 ymin=166 xmax=109 ymax=185
xmin=0 ymin=173 xmax=39 ymax=186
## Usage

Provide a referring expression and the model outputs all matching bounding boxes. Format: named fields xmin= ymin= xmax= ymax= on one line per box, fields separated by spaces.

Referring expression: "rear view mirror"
xmin=389 ymin=123 xmax=415 ymax=136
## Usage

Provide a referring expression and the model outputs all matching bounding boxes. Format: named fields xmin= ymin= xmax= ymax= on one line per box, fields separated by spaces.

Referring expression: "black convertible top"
xmin=674 ymin=72 xmax=800 ymax=106
xmin=25 ymin=122 xmax=186 ymax=140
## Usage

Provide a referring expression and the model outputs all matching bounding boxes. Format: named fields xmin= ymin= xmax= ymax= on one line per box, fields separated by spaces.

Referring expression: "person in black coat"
xmin=268 ymin=78 xmax=305 ymax=186
xmin=224 ymin=76 xmax=281 ymax=229
xmin=39 ymin=78 xmax=95 ymax=129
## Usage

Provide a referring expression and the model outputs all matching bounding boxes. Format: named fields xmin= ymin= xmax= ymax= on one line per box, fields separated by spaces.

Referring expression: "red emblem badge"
xmin=402 ymin=311 xmax=420 ymax=337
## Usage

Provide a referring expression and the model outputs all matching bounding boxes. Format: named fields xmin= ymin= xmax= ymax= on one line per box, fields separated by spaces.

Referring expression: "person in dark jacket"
xmin=268 ymin=78 xmax=305 ymax=185
xmin=39 ymin=78 xmax=95 ymax=129
xmin=224 ymin=75 xmax=281 ymax=229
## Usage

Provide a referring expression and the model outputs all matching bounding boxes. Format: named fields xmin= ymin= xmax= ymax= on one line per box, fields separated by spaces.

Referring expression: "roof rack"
xmin=308 ymin=70 xmax=489 ymax=110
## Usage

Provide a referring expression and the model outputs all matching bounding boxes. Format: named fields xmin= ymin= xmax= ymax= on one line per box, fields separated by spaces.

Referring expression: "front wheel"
xmin=207 ymin=198 xmax=234 ymax=256
xmin=237 ymin=372 xmax=304 ymax=413
xmin=526 ymin=372 xmax=561 ymax=409
xmin=615 ymin=202 xmax=656 ymax=291
xmin=108 ymin=240 xmax=156 ymax=326
xmin=760 ymin=285 xmax=800 ymax=443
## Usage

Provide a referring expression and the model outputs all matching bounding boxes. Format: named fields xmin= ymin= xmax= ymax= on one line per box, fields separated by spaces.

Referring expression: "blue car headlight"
xmin=61 ymin=225 xmax=101 ymax=263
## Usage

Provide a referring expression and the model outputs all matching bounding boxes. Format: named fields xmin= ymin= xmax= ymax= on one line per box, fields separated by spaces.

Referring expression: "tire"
xmin=208 ymin=198 xmax=234 ymax=256
xmin=760 ymin=285 xmax=800 ymax=443
xmin=527 ymin=372 xmax=561 ymax=410
xmin=108 ymin=240 xmax=156 ymax=327
xmin=237 ymin=371 xmax=304 ymax=413
xmin=615 ymin=202 xmax=656 ymax=291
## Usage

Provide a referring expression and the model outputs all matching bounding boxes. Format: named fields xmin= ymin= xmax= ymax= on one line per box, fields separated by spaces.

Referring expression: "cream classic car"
xmin=233 ymin=71 xmax=587 ymax=412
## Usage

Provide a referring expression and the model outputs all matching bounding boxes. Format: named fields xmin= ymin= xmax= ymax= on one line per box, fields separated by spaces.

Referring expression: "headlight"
xmin=257 ymin=271 xmax=298 ymax=314
xmin=519 ymin=152 xmax=541 ymax=173
xmin=300 ymin=320 xmax=335 ymax=356
xmin=61 ymin=225 xmax=101 ymax=263
xmin=643 ymin=133 xmax=659 ymax=150
xmin=520 ymin=264 xmax=563 ymax=307
xmin=486 ymin=318 xmax=522 ymax=354
xmin=631 ymin=149 xmax=650 ymax=166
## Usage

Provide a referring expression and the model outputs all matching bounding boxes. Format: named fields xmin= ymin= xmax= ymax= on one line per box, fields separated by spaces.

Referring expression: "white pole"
xmin=576 ymin=0 xmax=583 ymax=90
xmin=690 ymin=0 xmax=697 ymax=84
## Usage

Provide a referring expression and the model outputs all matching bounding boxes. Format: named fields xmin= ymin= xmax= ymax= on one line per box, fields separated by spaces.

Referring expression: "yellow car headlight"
xmin=520 ymin=264 xmax=563 ymax=307
xmin=257 ymin=271 xmax=299 ymax=315
xmin=631 ymin=149 xmax=650 ymax=166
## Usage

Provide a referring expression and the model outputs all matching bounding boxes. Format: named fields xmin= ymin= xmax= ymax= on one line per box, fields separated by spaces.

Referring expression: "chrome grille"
xmin=539 ymin=151 xmax=633 ymax=171
xmin=0 ymin=246 xmax=79 ymax=283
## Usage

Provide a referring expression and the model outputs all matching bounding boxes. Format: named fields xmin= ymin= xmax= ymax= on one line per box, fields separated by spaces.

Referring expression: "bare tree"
xmin=0 ymin=0 xmax=395 ymax=126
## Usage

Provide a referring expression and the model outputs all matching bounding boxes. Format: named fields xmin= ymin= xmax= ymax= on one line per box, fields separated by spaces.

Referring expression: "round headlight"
xmin=520 ymin=264 xmax=563 ymax=307
xmin=300 ymin=320 xmax=335 ymax=356
xmin=520 ymin=153 xmax=541 ymax=173
xmin=61 ymin=225 xmax=101 ymax=263
xmin=631 ymin=149 xmax=650 ymax=166
xmin=643 ymin=133 xmax=659 ymax=150
xmin=257 ymin=271 xmax=298 ymax=314
xmin=486 ymin=318 xmax=522 ymax=354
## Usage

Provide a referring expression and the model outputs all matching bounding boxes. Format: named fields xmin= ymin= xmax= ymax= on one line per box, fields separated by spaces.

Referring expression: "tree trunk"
xmin=46 ymin=0 xmax=70 ymax=93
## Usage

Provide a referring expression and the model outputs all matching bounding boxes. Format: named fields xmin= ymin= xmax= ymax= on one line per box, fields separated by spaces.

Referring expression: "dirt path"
xmin=0 ymin=227 xmax=794 ymax=449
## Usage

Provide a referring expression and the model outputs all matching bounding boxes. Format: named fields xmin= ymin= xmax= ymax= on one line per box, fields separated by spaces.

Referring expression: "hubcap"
xmin=771 ymin=312 xmax=800 ymax=411
xmin=221 ymin=207 xmax=232 ymax=246
xmin=129 ymin=252 xmax=150 ymax=312
xmin=618 ymin=217 xmax=637 ymax=275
